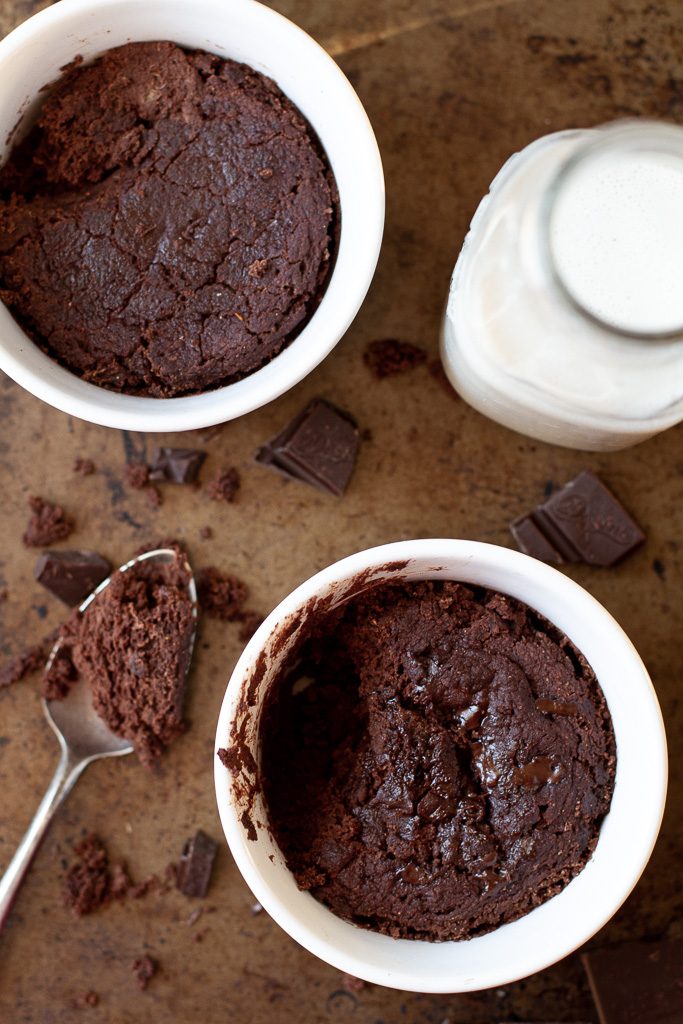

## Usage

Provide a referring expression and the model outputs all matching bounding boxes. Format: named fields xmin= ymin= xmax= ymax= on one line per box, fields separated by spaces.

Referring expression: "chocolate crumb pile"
xmin=22 ymin=496 xmax=73 ymax=547
xmin=0 ymin=41 xmax=338 ymax=397
xmin=43 ymin=552 xmax=194 ymax=764
xmin=259 ymin=580 xmax=616 ymax=942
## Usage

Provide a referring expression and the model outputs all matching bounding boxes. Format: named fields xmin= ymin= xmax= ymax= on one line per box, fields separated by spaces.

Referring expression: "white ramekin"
xmin=0 ymin=0 xmax=384 ymax=431
xmin=214 ymin=539 xmax=667 ymax=993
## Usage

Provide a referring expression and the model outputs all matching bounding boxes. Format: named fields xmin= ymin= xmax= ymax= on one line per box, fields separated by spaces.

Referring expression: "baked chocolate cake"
xmin=0 ymin=41 xmax=338 ymax=396
xmin=259 ymin=580 xmax=616 ymax=941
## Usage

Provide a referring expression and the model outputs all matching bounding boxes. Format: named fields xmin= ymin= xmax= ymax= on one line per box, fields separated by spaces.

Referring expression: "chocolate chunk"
xmin=176 ymin=830 xmax=218 ymax=898
xmin=206 ymin=467 xmax=240 ymax=503
xmin=256 ymin=398 xmax=360 ymax=496
xmin=34 ymin=550 xmax=111 ymax=606
xmin=131 ymin=955 xmax=158 ymax=991
xmin=149 ymin=447 xmax=206 ymax=484
xmin=196 ymin=567 xmax=247 ymax=621
xmin=363 ymin=338 xmax=427 ymax=379
xmin=582 ymin=939 xmax=683 ymax=1024
xmin=511 ymin=471 xmax=645 ymax=567
xmin=23 ymin=496 xmax=73 ymax=547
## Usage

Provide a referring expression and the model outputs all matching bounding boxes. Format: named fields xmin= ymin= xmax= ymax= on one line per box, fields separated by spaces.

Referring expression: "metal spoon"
xmin=0 ymin=547 xmax=197 ymax=931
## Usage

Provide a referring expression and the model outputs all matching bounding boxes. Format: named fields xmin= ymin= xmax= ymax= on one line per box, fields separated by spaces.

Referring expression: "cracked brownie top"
xmin=0 ymin=41 xmax=338 ymax=397
xmin=259 ymin=579 xmax=616 ymax=941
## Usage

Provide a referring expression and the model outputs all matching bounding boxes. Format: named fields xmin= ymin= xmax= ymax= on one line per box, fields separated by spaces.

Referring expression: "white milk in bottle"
xmin=441 ymin=121 xmax=683 ymax=450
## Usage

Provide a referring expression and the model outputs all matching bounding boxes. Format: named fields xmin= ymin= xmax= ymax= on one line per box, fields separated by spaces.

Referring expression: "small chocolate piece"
xmin=196 ymin=567 xmax=247 ymax=621
xmin=511 ymin=471 xmax=645 ymax=567
xmin=74 ymin=991 xmax=99 ymax=1009
xmin=0 ymin=644 xmax=45 ymax=688
xmin=342 ymin=974 xmax=366 ymax=993
xmin=363 ymin=338 xmax=427 ymax=379
xmin=63 ymin=834 xmax=110 ymax=917
xmin=582 ymin=939 xmax=683 ymax=1024
xmin=131 ymin=955 xmax=158 ymax=991
xmin=34 ymin=550 xmax=111 ymax=606
xmin=206 ymin=467 xmax=240 ymax=503
xmin=73 ymin=457 xmax=95 ymax=476
xmin=23 ymin=496 xmax=73 ymax=547
xmin=125 ymin=462 xmax=149 ymax=489
xmin=176 ymin=830 xmax=218 ymax=898
xmin=256 ymin=398 xmax=360 ymax=496
xmin=149 ymin=447 xmax=206 ymax=484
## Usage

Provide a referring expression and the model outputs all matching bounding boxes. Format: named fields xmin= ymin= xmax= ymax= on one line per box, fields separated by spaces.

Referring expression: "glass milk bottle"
xmin=441 ymin=120 xmax=683 ymax=451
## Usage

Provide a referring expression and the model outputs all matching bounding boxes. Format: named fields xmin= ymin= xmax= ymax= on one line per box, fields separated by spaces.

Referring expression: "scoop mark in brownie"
xmin=0 ymin=41 xmax=338 ymax=397
xmin=259 ymin=580 xmax=616 ymax=942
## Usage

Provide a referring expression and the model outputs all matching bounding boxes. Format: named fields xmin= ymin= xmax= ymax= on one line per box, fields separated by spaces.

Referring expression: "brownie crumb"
xmin=0 ymin=588 xmax=7 ymax=603
xmin=131 ymin=955 xmax=158 ymax=991
xmin=199 ymin=526 xmax=213 ymax=540
xmin=176 ymin=830 xmax=218 ymax=898
xmin=196 ymin=567 xmax=247 ymax=620
xmin=342 ymin=975 xmax=366 ymax=993
xmin=73 ymin=457 xmax=95 ymax=477
xmin=0 ymin=644 xmax=46 ymax=689
xmin=125 ymin=462 xmax=150 ymax=490
xmin=206 ymin=468 xmax=240 ymax=503
xmin=652 ymin=557 xmax=666 ymax=580
xmin=23 ymin=496 xmax=73 ymax=547
xmin=74 ymin=991 xmax=99 ymax=1009
xmin=363 ymin=339 xmax=427 ymax=379
xmin=237 ymin=610 xmax=264 ymax=643
xmin=63 ymin=834 xmax=112 ymax=916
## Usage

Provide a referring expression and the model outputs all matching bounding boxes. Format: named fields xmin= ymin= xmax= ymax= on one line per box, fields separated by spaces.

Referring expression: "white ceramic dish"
xmin=0 ymin=0 xmax=384 ymax=431
xmin=214 ymin=539 xmax=667 ymax=993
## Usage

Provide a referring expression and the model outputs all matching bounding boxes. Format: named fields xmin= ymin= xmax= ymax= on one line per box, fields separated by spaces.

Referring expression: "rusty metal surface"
xmin=0 ymin=1 xmax=681 ymax=1021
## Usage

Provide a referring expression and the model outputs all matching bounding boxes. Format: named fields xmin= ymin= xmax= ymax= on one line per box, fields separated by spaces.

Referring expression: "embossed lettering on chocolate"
xmin=0 ymin=41 xmax=338 ymax=397
xmin=260 ymin=581 xmax=616 ymax=942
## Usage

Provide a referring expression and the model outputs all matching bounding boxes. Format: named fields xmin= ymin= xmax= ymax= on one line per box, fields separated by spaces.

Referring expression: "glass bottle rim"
xmin=539 ymin=119 xmax=683 ymax=342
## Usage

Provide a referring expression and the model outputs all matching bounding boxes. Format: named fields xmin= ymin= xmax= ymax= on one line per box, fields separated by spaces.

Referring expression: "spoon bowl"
xmin=0 ymin=546 xmax=197 ymax=932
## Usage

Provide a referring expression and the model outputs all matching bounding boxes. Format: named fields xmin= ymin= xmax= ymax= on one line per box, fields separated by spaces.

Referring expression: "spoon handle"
xmin=0 ymin=746 xmax=88 ymax=932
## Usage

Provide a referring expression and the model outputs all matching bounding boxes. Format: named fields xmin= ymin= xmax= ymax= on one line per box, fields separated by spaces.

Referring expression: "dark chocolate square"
xmin=149 ymin=448 xmax=206 ymax=484
xmin=582 ymin=938 xmax=683 ymax=1024
xmin=510 ymin=471 xmax=644 ymax=567
xmin=176 ymin=830 xmax=218 ymax=898
xmin=256 ymin=399 xmax=360 ymax=496
xmin=34 ymin=550 xmax=111 ymax=606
